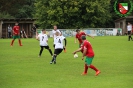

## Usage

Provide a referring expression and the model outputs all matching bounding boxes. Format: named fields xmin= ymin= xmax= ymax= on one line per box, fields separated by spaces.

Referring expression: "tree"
xmin=0 ymin=0 xmax=35 ymax=18
xmin=34 ymin=0 xmax=111 ymax=28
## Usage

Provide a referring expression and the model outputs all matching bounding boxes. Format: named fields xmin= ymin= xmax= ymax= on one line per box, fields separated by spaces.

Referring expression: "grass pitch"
xmin=0 ymin=36 xmax=133 ymax=88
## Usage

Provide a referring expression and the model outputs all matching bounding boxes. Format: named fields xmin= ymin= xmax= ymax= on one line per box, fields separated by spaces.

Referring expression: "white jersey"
xmin=38 ymin=33 xmax=48 ymax=46
xmin=127 ymin=25 xmax=132 ymax=31
xmin=54 ymin=36 xmax=65 ymax=49
xmin=52 ymin=29 xmax=61 ymax=38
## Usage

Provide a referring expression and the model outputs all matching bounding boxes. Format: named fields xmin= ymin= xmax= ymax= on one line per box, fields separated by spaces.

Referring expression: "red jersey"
xmin=76 ymin=32 xmax=86 ymax=44
xmin=13 ymin=26 xmax=20 ymax=35
xmin=82 ymin=40 xmax=94 ymax=57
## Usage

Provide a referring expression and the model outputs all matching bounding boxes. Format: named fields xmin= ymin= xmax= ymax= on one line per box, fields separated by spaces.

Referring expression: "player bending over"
xmin=73 ymin=35 xmax=100 ymax=76
xmin=75 ymin=29 xmax=94 ymax=47
xmin=50 ymin=31 xmax=67 ymax=64
xmin=36 ymin=29 xmax=53 ymax=57
xmin=10 ymin=22 xmax=23 ymax=46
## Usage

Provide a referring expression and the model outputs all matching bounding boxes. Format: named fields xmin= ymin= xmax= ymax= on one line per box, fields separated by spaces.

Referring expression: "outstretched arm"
xmin=75 ymin=37 xmax=77 ymax=43
xmin=86 ymin=34 xmax=94 ymax=39
xmin=64 ymin=38 xmax=67 ymax=47
xmin=72 ymin=48 xmax=82 ymax=54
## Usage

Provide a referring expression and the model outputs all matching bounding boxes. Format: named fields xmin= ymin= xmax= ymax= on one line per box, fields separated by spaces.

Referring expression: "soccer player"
xmin=75 ymin=29 xmax=94 ymax=47
xmin=73 ymin=35 xmax=100 ymax=76
xmin=52 ymin=25 xmax=66 ymax=52
xmin=10 ymin=22 xmax=22 ymax=46
xmin=36 ymin=29 xmax=53 ymax=57
xmin=50 ymin=31 xmax=67 ymax=64
xmin=127 ymin=22 xmax=133 ymax=41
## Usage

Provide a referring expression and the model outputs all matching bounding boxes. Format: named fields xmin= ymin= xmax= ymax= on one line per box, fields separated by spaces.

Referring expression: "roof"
xmin=115 ymin=16 xmax=133 ymax=22
xmin=0 ymin=18 xmax=37 ymax=21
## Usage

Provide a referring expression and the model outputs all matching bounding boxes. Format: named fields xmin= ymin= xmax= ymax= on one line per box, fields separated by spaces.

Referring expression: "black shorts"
xmin=128 ymin=31 xmax=131 ymax=35
xmin=54 ymin=49 xmax=63 ymax=55
xmin=40 ymin=46 xmax=49 ymax=49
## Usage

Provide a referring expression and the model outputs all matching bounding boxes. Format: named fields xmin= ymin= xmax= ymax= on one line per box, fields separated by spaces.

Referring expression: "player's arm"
xmin=64 ymin=38 xmax=67 ymax=48
xmin=73 ymin=48 xmax=82 ymax=54
xmin=86 ymin=34 xmax=94 ymax=39
xmin=36 ymin=35 xmax=40 ymax=41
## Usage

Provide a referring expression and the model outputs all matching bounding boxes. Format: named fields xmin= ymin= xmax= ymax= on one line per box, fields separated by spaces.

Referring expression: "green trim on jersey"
xmin=85 ymin=57 xmax=94 ymax=65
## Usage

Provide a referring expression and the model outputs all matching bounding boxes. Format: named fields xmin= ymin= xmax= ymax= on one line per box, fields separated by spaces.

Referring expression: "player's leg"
xmin=18 ymin=35 xmax=23 ymax=46
xmin=128 ymin=31 xmax=131 ymax=41
xmin=82 ymin=57 xmax=100 ymax=76
xmin=129 ymin=31 xmax=133 ymax=40
xmin=45 ymin=46 xmax=53 ymax=56
xmin=50 ymin=49 xmax=63 ymax=64
xmin=10 ymin=35 xmax=16 ymax=46
xmin=39 ymin=46 xmax=44 ymax=57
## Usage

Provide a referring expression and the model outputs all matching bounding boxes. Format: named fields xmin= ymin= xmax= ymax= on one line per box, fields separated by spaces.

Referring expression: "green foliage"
xmin=0 ymin=0 xmax=35 ymax=18
xmin=0 ymin=12 xmax=14 ymax=19
xmin=34 ymin=0 xmax=111 ymax=28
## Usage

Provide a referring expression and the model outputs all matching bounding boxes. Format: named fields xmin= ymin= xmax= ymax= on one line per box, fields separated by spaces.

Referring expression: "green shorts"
xmin=85 ymin=57 xmax=94 ymax=65
xmin=13 ymin=35 xmax=20 ymax=39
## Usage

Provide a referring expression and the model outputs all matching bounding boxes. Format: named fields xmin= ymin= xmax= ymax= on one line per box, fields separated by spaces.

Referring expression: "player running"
xmin=36 ymin=29 xmax=53 ymax=57
xmin=73 ymin=35 xmax=100 ymax=76
xmin=52 ymin=25 xmax=66 ymax=52
xmin=75 ymin=29 xmax=94 ymax=47
xmin=50 ymin=31 xmax=67 ymax=64
xmin=10 ymin=22 xmax=23 ymax=46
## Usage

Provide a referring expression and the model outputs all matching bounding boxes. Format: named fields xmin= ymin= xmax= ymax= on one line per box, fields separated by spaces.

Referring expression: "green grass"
xmin=0 ymin=36 xmax=133 ymax=88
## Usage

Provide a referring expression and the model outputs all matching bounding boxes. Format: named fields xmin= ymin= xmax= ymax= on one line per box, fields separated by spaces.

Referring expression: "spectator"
xmin=7 ymin=25 xmax=12 ymax=38
xmin=20 ymin=28 xmax=28 ymax=38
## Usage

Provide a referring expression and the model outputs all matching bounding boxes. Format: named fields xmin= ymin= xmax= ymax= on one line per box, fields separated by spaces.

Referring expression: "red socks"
xmin=18 ymin=39 xmax=22 ymax=46
xmin=11 ymin=39 xmax=15 ymax=45
xmin=89 ymin=64 xmax=98 ymax=72
xmin=84 ymin=64 xmax=99 ymax=74
xmin=11 ymin=39 xmax=22 ymax=46
xmin=84 ymin=64 xmax=88 ymax=73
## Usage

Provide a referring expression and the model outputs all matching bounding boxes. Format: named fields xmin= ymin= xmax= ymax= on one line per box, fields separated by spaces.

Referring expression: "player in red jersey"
xmin=73 ymin=35 xmax=100 ymax=76
xmin=75 ymin=29 xmax=94 ymax=47
xmin=10 ymin=22 xmax=23 ymax=46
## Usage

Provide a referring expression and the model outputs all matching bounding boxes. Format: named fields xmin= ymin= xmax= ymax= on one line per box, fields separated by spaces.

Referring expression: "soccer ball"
xmin=74 ymin=54 xmax=78 ymax=58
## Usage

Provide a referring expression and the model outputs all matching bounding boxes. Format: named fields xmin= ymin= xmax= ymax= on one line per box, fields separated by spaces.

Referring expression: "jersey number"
xmin=58 ymin=39 xmax=61 ymax=43
xmin=42 ymin=36 xmax=44 ymax=41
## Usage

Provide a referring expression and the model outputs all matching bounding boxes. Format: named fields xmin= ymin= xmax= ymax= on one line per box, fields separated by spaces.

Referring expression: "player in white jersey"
xmin=52 ymin=25 xmax=61 ymax=47
xmin=36 ymin=29 xmax=53 ymax=57
xmin=52 ymin=25 xmax=66 ymax=52
xmin=127 ymin=22 xmax=133 ymax=41
xmin=50 ymin=31 xmax=67 ymax=64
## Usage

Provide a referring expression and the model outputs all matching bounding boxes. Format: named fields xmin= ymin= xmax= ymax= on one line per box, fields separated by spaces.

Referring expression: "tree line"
xmin=0 ymin=0 xmax=132 ymax=28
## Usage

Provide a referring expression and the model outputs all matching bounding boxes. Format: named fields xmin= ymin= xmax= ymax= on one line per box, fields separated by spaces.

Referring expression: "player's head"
xmin=53 ymin=25 xmax=57 ymax=30
xmin=55 ymin=31 xmax=60 ymax=36
xmin=42 ymin=29 xmax=46 ymax=34
xmin=76 ymin=29 xmax=80 ymax=34
xmin=15 ymin=22 xmax=18 ymax=26
xmin=128 ymin=22 xmax=131 ymax=25
xmin=81 ymin=35 xmax=86 ymax=41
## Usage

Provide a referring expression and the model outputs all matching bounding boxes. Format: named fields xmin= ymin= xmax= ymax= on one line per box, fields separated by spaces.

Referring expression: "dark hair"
xmin=42 ymin=29 xmax=46 ymax=31
xmin=76 ymin=29 xmax=80 ymax=32
xmin=81 ymin=35 xmax=86 ymax=40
